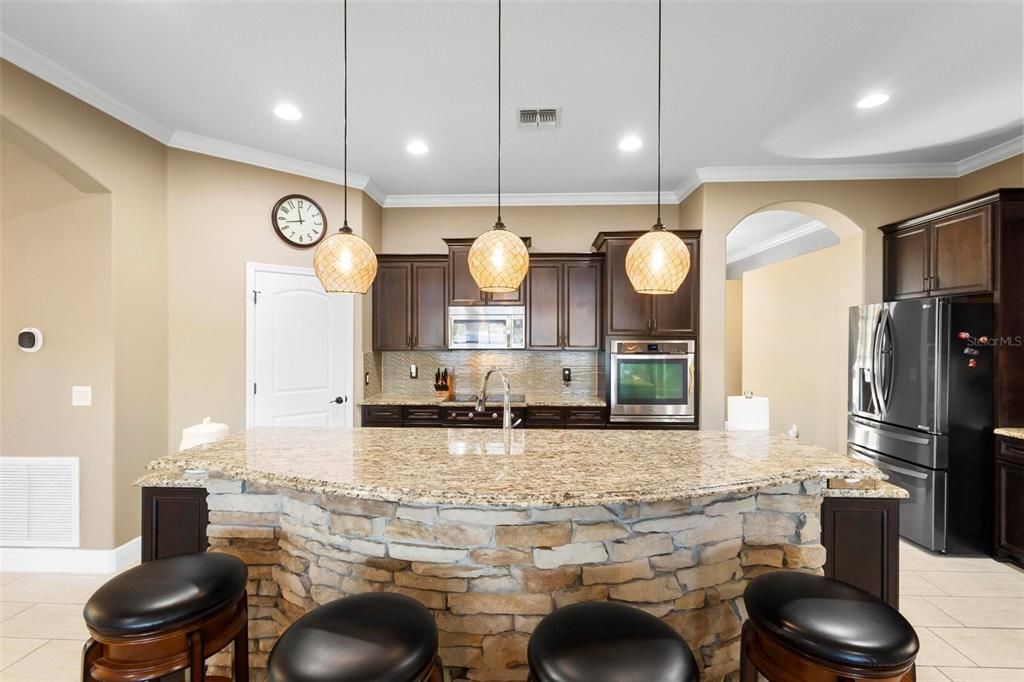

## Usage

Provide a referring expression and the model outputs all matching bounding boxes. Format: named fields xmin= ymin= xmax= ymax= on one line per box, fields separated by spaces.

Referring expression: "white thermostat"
xmin=17 ymin=328 xmax=43 ymax=353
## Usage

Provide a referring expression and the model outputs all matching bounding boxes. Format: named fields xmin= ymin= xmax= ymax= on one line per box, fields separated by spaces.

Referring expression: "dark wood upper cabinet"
xmin=564 ymin=259 xmax=602 ymax=349
xmin=526 ymin=256 xmax=602 ymax=350
xmin=372 ymin=261 xmax=412 ymax=350
xmin=883 ymin=225 xmax=930 ymax=300
xmin=882 ymin=197 xmax=997 ymax=301
xmin=412 ymin=261 xmax=448 ymax=349
xmin=373 ymin=256 xmax=447 ymax=351
xmin=651 ymin=235 xmax=700 ymax=336
xmin=526 ymin=261 xmax=563 ymax=349
xmin=930 ymin=206 xmax=992 ymax=296
xmin=593 ymin=231 xmax=701 ymax=338
xmin=444 ymin=238 xmax=529 ymax=306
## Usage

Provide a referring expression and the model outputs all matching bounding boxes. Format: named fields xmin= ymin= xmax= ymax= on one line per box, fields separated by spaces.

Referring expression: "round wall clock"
xmin=272 ymin=194 xmax=327 ymax=248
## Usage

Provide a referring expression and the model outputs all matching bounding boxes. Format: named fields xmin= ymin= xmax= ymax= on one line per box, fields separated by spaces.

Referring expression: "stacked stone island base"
xmin=203 ymin=478 xmax=826 ymax=682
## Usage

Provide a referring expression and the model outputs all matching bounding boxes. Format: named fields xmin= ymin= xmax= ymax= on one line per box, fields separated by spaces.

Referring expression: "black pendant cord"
xmin=341 ymin=0 xmax=351 ymax=233
xmin=655 ymin=0 xmax=663 ymax=230
xmin=495 ymin=0 xmax=503 ymax=229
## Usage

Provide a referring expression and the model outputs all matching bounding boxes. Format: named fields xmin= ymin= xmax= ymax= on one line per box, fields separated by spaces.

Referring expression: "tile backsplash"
xmin=364 ymin=350 xmax=603 ymax=399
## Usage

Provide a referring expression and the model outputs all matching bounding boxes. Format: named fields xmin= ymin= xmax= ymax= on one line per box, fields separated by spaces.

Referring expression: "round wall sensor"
xmin=18 ymin=328 xmax=43 ymax=353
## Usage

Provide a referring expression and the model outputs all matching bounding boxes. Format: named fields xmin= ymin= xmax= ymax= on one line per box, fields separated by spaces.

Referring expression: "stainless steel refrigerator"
xmin=848 ymin=297 xmax=993 ymax=554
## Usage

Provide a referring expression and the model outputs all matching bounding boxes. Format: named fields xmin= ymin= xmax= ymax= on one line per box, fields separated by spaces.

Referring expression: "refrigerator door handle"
xmin=870 ymin=308 xmax=886 ymax=416
xmin=878 ymin=308 xmax=895 ymax=414
xmin=849 ymin=450 xmax=930 ymax=480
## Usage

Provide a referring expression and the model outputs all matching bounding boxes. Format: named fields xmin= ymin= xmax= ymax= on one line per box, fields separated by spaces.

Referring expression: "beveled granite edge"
xmin=823 ymin=480 xmax=908 ymax=499
xmin=133 ymin=469 xmax=207 ymax=488
xmin=995 ymin=427 xmax=1024 ymax=441
xmin=142 ymin=428 xmax=884 ymax=507
xmin=360 ymin=394 xmax=607 ymax=408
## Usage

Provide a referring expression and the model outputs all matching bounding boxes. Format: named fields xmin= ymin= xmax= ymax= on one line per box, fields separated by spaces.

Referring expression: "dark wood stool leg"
xmin=232 ymin=609 xmax=249 ymax=682
xmin=81 ymin=638 xmax=101 ymax=682
xmin=740 ymin=621 xmax=758 ymax=682
xmin=190 ymin=631 xmax=206 ymax=682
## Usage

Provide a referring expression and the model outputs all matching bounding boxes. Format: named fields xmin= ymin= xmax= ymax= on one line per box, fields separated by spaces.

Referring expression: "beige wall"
xmin=957 ymin=154 xmax=1024 ymax=199
xmin=382 ymin=204 xmax=673 ymax=254
xmin=166 ymin=149 xmax=379 ymax=447
xmin=1 ymin=139 xmax=117 ymax=548
xmin=724 ymin=280 xmax=742 ymax=398
xmin=742 ymin=246 xmax=843 ymax=451
xmin=1 ymin=61 xmax=167 ymax=548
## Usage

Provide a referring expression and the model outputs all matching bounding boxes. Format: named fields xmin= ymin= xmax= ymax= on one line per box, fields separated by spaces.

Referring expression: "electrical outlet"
xmin=410 ymin=364 xmax=418 ymax=379
xmin=364 ymin=372 xmax=370 ymax=386
xmin=562 ymin=368 xmax=572 ymax=383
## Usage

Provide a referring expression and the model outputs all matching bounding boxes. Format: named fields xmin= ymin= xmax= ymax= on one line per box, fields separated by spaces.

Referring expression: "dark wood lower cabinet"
xmin=362 ymin=405 xmax=608 ymax=428
xmin=821 ymin=496 xmax=900 ymax=608
xmin=141 ymin=487 xmax=208 ymax=563
xmin=995 ymin=436 xmax=1024 ymax=567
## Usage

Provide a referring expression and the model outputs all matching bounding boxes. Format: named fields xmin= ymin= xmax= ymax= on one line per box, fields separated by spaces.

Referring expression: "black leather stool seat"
xmin=83 ymin=552 xmax=247 ymax=636
xmin=268 ymin=592 xmax=438 ymax=682
xmin=745 ymin=572 xmax=919 ymax=670
xmin=528 ymin=601 xmax=698 ymax=682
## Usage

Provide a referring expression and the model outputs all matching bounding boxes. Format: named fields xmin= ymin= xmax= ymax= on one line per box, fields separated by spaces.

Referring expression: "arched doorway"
xmin=723 ymin=202 xmax=864 ymax=452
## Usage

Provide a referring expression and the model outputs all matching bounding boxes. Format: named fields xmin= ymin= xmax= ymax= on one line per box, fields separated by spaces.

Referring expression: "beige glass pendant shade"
xmin=313 ymin=227 xmax=379 ymax=294
xmin=468 ymin=223 xmax=530 ymax=292
xmin=625 ymin=226 xmax=691 ymax=295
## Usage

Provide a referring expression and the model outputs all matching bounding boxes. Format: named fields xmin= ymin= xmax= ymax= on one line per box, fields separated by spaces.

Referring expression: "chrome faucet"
xmin=475 ymin=368 xmax=517 ymax=429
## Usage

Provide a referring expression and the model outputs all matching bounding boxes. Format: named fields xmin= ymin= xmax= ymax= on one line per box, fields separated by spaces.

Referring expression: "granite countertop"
xmin=361 ymin=394 xmax=607 ymax=408
xmin=995 ymin=427 xmax=1024 ymax=441
xmin=141 ymin=427 xmax=885 ymax=507
xmin=134 ymin=468 xmax=208 ymax=488
xmin=824 ymin=479 xmax=908 ymax=499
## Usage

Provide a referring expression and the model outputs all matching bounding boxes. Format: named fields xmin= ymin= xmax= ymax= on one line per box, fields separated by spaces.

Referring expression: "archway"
xmin=722 ymin=201 xmax=865 ymax=452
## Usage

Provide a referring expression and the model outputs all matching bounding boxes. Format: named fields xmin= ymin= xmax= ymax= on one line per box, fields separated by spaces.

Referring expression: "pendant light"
xmin=314 ymin=0 xmax=378 ymax=294
xmin=468 ymin=0 xmax=530 ymax=293
xmin=625 ymin=0 xmax=690 ymax=295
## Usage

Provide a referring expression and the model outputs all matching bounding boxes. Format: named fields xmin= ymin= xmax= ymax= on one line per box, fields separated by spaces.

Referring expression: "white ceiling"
xmin=2 ymin=1 xmax=1022 ymax=204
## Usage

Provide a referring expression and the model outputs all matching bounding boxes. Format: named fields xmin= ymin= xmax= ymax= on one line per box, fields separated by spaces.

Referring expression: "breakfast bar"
xmin=141 ymin=427 xmax=891 ymax=682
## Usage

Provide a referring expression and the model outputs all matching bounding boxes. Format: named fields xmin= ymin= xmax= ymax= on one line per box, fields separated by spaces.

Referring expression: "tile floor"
xmin=0 ymin=542 xmax=1021 ymax=681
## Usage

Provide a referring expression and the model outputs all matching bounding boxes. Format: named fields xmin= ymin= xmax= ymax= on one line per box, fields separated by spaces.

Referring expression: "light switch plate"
xmin=410 ymin=364 xmax=418 ymax=379
xmin=72 ymin=385 xmax=93 ymax=407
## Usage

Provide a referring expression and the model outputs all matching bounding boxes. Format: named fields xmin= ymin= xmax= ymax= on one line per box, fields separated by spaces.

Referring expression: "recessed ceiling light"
xmin=619 ymin=135 xmax=643 ymax=152
xmin=856 ymin=93 xmax=890 ymax=109
xmin=406 ymin=140 xmax=430 ymax=155
xmin=273 ymin=103 xmax=302 ymax=121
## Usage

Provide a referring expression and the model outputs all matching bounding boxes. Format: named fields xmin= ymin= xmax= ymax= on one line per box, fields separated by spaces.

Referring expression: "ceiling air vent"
xmin=518 ymin=107 xmax=560 ymax=129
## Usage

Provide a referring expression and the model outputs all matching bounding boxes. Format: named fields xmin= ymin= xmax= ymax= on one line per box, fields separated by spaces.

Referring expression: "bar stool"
xmin=267 ymin=592 xmax=442 ymax=682
xmin=82 ymin=552 xmax=249 ymax=681
xmin=741 ymin=572 xmax=919 ymax=682
xmin=527 ymin=601 xmax=699 ymax=682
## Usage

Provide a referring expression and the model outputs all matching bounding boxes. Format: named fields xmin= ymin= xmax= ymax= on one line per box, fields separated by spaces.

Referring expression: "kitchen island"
xmin=141 ymin=427 xmax=888 ymax=682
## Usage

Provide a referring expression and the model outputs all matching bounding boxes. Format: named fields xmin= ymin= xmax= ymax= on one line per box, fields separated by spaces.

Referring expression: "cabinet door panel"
xmin=448 ymin=244 xmax=487 ymax=306
xmin=931 ymin=207 xmax=992 ymax=296
xmin=997 ymin=439 xmax=1024 ymax=565
xmin=606 ymin=241 xmax=652 ymax=334
xmin=565 ymin=261 xmax=601 ymax=349
xmin=527 ymin=262 xmax=563 ymax=349
xmin=488 ymin=285 xmax=526 ymax=305
xmin=884 ymin=226 xmax=930 ymax=301
xmin=652 ymin=237 xmax=698 ymax=336
xmin=141 ymin=488 xmax=208 ymax=563
xmin=413 ymin=263 xmax=447 ymax=349
xmin=373 ymin=263 xmax=412 ymax=350
xmin=822 ymin=497 xmax=899 ymax=608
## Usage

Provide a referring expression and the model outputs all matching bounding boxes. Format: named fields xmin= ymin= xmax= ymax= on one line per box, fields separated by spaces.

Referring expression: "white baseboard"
xmin=0 ymin=536 xmax=141 ymax=574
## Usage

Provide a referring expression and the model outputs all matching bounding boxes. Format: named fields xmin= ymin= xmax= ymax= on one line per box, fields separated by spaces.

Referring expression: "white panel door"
xmin=252 ymin=268 xmax=352 ymax=427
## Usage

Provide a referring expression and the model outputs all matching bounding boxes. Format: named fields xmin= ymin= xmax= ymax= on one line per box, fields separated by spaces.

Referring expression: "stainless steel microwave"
xmin=448 ymin=306 xmax=526 ymax=350
xmin=609 ymin=339 xmax=696 ymax=423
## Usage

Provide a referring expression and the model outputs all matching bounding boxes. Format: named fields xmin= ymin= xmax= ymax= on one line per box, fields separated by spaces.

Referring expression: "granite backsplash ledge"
xmin=364 ymin=350 xmax=602 ymax=400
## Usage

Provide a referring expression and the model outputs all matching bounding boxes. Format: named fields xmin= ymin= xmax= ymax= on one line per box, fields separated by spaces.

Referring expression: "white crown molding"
xmin=695 ymin=161 xmax=958 ymax=183
xmin=166 ymin=130 xmax=382 ymax=202
xmin=383 ymin=190 xmax=678 ymax=208
xmin=727 ymin=219 xmax=828 ymax=264
xmin=0 ymin=30 xmax=174 ymax=143
xmin=0 ymin=535 xmax=140 ymax=574
xmin=673 ymin=172 xmax=703 ymax=205
xmin=956 ymin=134 xmax=1024 ymax=176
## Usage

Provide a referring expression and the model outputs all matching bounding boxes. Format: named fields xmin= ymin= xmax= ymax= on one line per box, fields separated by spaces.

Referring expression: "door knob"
xmin=330 ymin=396 xmax=347 ymax=404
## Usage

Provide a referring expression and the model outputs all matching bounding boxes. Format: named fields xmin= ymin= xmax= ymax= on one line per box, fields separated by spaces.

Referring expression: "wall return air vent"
xmin=518 ymin=107 xmax=560 ymax=128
